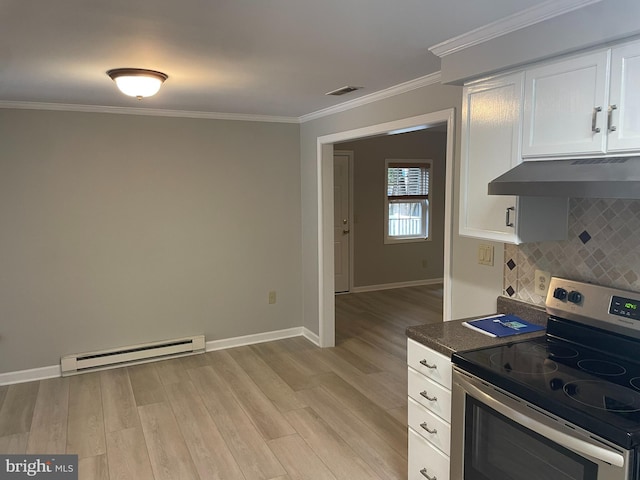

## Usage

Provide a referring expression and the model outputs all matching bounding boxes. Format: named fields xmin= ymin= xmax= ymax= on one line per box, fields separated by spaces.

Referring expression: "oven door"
xmin=451 ymin=367 xmax=633 ymax=480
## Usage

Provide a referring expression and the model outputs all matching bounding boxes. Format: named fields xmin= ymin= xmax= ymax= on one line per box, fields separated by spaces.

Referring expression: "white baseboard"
xmin=0 ymin=327 xmax=322 ymax=386
xmin=301 ymin=327 xmax=320 ymax=345
xmin=0 ymin=365 xmax=61 ymax=386
xmin=350 ymin=278 xmax=443 ymax=294
xmin=206 ymin=326 xmax=319 ymax=351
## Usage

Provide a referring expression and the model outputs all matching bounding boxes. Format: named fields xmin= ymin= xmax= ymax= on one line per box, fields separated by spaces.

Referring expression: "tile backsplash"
xmin=504 ymin=198 xmax=640 ymax=305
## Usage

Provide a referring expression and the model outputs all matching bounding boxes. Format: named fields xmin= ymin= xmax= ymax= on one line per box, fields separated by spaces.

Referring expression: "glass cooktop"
xmin=453 ymin=333 xmax=640 ymax=449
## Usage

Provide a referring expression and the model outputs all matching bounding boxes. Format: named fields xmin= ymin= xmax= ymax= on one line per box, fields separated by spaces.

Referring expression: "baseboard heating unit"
xmin=60 ymin=334 xmax=206 ymax=376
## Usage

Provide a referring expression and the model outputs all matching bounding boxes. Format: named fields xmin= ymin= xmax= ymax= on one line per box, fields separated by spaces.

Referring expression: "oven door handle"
xmin=458 ymin=378 xmax=625 ymax=468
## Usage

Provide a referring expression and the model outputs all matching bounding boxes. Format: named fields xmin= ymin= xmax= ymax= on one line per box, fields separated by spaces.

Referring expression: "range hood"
xmin=488 ymin=157 xmax=640 ymax=199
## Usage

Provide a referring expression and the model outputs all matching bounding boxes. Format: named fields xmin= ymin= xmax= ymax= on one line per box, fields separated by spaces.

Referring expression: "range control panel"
xmin=546 ymin=277 xmax=640 ymax=337
xmin=610 ymin=295 xmax=640 ymax=320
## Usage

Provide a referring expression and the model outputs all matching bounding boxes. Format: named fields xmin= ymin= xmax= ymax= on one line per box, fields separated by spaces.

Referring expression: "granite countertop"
xmin=406 ymin=296 xmax=548 ymax=358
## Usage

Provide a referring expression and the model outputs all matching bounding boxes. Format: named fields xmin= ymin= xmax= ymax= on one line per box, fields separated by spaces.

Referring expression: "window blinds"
xmin=387 ymin=163 xmax=429 ymax=200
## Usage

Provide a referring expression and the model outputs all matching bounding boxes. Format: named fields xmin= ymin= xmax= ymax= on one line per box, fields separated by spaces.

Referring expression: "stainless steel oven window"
xmin=464 ymin=395 xmax=597 ymax=479
xmin=451 ymin=368 xmax=632 ymax=480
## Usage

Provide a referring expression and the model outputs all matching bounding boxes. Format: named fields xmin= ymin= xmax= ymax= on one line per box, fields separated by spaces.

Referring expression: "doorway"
xmin=316 ymin=110 xmax=455 ymax=347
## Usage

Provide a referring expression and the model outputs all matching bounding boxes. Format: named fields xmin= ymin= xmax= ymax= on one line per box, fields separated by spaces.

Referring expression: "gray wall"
xmin=337 ymin=130 xmax=446 ymax=287
xmin=0 ymin=109 xmax=302 ymax=373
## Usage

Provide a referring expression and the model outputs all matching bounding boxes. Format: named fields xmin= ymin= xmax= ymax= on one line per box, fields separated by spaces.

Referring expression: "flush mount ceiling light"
xmin=107 ymin=68 xmax=168 ymax=99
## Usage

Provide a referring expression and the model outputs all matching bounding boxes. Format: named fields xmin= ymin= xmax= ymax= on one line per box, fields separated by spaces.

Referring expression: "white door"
xmin=334 ymin=152 xmax=351 ymax=293
xmin=608 ymin=40 xmax=640 ymax=152
xmin=522 ymin=50 xmax=610 ymax=157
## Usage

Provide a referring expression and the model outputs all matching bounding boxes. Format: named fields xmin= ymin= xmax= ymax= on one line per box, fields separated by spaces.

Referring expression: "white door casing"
xmin=316 ymin=110 xmax=455 ymax=347
xmin=333 ymin=151 xmax=352 ymax=293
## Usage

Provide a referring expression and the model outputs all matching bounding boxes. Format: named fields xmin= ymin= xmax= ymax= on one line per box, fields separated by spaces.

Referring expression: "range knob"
xmin=567 ymin=291 xmax=583 ymax=304
xmin=553 ymin=287 xmax=568 ymax=300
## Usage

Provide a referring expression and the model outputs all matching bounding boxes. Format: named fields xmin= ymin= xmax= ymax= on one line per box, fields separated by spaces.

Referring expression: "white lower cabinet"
xmin=409 ymin=428 xmax=450 ymax=480
xmin=408 ymin=397 xmax=450 ymax=456
xmin=407 ymin=338 xmax=451 ymax=480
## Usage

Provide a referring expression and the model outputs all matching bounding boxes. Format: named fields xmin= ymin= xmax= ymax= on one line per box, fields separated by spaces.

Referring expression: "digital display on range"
xmin=610 ymin=295 xmax=640 ymax=320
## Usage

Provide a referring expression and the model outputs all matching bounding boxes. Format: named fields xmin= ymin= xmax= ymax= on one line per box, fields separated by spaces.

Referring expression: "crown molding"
xmin=299 ymin=72 xmax=442 ymax=123
xmin=0 ymin=101 xmax=299 ymax=124
xmin=429 ymin=0 xmax=603 ymax=58
xmin=0 ymin=72 xmax=442 ymax=125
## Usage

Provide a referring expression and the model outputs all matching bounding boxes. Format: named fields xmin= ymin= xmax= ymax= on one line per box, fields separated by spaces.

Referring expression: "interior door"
xmin=334 ymin=152 xmax=351 ymax=293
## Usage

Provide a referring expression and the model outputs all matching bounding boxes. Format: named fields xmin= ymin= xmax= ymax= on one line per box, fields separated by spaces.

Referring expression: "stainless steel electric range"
xmin=451 ymin=277 xmax=640 ymax=480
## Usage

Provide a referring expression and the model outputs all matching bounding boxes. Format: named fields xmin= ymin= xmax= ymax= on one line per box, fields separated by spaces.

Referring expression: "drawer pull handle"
xmin=420 ymin=391 xmax=437 ymax=402
xmin=420 ymin=422 xmax=438 ymax=434
xmin=420 ymin=468 xmax=437 ymax=480
xmin=419 ymin=359 xmax=437 ymax=369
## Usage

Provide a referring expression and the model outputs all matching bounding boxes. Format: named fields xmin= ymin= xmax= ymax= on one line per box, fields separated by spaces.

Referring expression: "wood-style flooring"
xmin=0 ymin=284 xmax=443 ymax=479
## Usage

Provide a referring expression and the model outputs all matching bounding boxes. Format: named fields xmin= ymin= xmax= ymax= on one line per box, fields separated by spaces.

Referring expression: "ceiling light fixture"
xmin=107 ymin=68 xmax=168 ymax=99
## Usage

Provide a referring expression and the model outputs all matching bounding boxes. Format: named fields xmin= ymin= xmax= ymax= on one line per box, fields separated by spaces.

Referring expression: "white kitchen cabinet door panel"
xmin=522 ymin=50 xmax=610 ymax=157
xmin=460 ymin=72 xmax=568 ymax=244
xmin=407 ymin=338 xmax=452 ymax=390
xmin=459 ymin=73 xmax=522 ymax=242
xmin=608 ymin=41 xmax=640 ymax=153
xmin=408 ymin=397 xmax=451 ymax=456
xmin=408 ymin=428 xmax=450 ymax=480
xmin=408 ymin=367 xmax=451 ymax=422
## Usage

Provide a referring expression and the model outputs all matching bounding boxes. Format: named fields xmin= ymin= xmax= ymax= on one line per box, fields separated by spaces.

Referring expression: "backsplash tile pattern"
xmin=504 ymin=198 xmax=640 ymax=306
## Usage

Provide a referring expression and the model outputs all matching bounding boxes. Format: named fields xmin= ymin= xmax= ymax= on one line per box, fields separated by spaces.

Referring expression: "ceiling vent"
xmin=325 ymin=86 xmax=362 ymax=96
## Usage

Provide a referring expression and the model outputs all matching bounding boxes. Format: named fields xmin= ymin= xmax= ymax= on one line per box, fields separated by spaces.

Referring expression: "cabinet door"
xmin=459 ymin=72 xmax=522 ymax=243
xmin=522 ymin=50 xmax=610 ymax=157
xmin=408 ymin=428 xmax=450 ymax=480
xmin=608 ymin=40 xmax=640 ymax=152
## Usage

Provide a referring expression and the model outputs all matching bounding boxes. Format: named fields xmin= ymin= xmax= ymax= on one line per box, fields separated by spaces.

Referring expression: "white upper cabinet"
xmin=608 ymin=41 xmax=640 ymax=153
xmin=522 ymin=50 xmax=610 ymax=158
xmin=460 ymin=72 xmax=568 ymax=244
xmin=522 ymin=38 xmax=640 ymax=159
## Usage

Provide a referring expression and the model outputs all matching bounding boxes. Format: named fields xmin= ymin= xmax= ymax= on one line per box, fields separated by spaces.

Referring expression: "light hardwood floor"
xmin=0 ymin=284 xmax=443 ymax=480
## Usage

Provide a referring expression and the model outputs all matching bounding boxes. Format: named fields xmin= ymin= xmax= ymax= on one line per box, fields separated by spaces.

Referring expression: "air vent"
xmin=571 ymin=157 xmax=628 ymax=165
xmin=325 ymin=86 xmax=362 ymax=96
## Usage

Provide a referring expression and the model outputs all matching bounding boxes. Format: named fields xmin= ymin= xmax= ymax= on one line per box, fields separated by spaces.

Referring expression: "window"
xmin=385 ymin=159 xmax=431 ymax=243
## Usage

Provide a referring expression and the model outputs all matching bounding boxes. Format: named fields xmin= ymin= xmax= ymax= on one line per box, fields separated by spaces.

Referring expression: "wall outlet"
xmin=422 ymin=259 xmax=428 ymax=268
xmin=478 ymin=244 xmax=494 ymax=266
xmin=534 ymin=270 xmax=551 ymax=296
xmin=268 ymin=291 xmax=277 ymax=304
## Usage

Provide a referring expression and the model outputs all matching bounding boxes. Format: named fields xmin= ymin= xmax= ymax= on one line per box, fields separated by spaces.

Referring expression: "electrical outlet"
xmin=534 ymin=270 xmax=551 ymax=296
xmin=268 ymin=291 xmax=277 ymax=304
xmin=421 ymin=259 xmax=428 ymax=268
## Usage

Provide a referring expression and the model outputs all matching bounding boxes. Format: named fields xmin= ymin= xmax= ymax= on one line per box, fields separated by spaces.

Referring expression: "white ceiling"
xmin=1 ymin=0 xmax=558 ymax=119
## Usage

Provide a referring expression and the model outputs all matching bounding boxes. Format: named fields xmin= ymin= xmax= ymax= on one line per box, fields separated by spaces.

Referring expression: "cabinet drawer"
xmin=408 ymin=397 xmax=450 ymax=456
xmin=408 ymin=427 xmax=450 ymax=480
xmin=407 ymin=338 xmax=451 ymax=389
xmin=408 ymin=367 xmax=451 ymax=422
